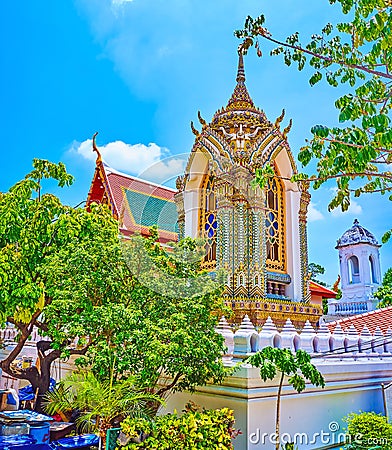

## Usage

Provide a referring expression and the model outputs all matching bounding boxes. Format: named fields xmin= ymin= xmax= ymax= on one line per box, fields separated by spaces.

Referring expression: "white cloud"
xmin=308 ymin=202 xmax=324 ymax=222
xmin=69 ymin=139 xmax=186 ymax=184
xmin=138 ymin=155 xmax=187 ymax=184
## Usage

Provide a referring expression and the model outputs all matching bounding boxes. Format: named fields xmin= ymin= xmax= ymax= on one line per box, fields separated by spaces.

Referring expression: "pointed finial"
xmin=274 ymin=109 xmax=285 ymax=128
xmin=236 ymin=45 xmax=246 ymax=84
xmin=92 ymin=132 xmax=102 ymax=164
xmin=216 ymin=316 xmax=231 ymax=332
xmin=190 ymin=121 xmax=200 ymax=137
xmin=197 ymin=111 xmax=207 ymax=126
xmin=238 ymin=314 xmax=256 ymax=331
xmin=332 ymin=275 xmax=341 ymax=293
xmin=283 ymin=119 xmax=293 ymax=138
xmin=353 ymin=219 xmax=359 ymax=225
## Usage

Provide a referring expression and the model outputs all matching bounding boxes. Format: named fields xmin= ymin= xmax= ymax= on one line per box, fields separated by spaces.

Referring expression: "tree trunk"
xmin=275 ymin=372 xmax=285 ymax=450
xmin=31 ymin=362 xmax=51 ymax=413
xmin=0 ymin=339 xmax=59 ymax=413
xmin=33 ymin=344 xmax=61 ymax=412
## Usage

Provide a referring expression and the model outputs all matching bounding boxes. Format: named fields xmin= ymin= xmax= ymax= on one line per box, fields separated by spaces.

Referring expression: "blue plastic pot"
xmin=51 ymin=434 xmax=99 ymax=449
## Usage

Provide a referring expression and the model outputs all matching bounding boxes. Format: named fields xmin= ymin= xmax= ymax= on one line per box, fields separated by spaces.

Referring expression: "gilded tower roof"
xmin=225 ymin=51 xmax=256 ymax=111
xmin=184 ymin=49 xmax=296 ymax=177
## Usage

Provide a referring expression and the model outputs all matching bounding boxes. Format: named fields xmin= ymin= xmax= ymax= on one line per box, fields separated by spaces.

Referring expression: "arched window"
xmin=265 ymin=176 xmax=286 ymax=272
xmin=348 ymin=256 xmax=360 ymax=284
xmin=369 ymin=256 xmax=378 ymax=284
xmin=238 ymin=273 xmax=245 ymax=287
xmin=200 ymin=176 xmax=217 ymax=270
xmin=254 ymin=274 xmax=260 ymax=286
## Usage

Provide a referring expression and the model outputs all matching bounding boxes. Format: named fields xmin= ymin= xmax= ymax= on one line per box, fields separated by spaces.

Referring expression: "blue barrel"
xmin=0 ymin=434 xmax=36 ymax=449
xmin=29 ymin=422 xmax=50 ymax=444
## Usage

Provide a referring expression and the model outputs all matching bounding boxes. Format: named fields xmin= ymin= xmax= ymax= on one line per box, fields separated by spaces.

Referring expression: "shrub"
xmin=117 ymin=403 xmax=239 ymax=449
xmin=344 ymin=411 xmax=392 ymax=450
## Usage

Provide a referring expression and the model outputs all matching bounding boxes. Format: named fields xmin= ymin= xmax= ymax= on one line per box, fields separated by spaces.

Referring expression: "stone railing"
xmin=328 ymin=297 xmax=379 ymax=316
xmin=333 ymin=301 xmax=368 ymax=315
xmin=215 ymin=315 xmax=392 ymax=357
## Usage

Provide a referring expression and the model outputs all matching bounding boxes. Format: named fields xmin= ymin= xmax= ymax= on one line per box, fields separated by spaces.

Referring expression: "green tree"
xmin=235 ymin=0 xmax=392 ymax=241
xmin=246 ymin=347 xmax=325 ymax=450
xmin=343 ymin=411 xmax=392 ymax=449
xmin=0 ymin=159 xmax=124 ymax=410
xmin=76 ymin=230 xmax=228 ymax=413
xmin=374 ymin=267 xmax=392 ymax=307
xmin=308 ymin=262 xmax=327 ymax=286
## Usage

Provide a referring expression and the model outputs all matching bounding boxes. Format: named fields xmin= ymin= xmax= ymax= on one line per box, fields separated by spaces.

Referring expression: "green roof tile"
xmin=124 ymin=189 xmax=179 ymax=234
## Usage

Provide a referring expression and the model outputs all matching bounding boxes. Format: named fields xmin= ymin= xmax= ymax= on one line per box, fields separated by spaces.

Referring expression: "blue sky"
xmin=1 ymin=0 xmax=390 ymax=285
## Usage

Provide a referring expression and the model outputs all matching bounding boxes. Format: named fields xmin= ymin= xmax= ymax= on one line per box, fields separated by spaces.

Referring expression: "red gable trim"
xmin=309 ymin=281 xmax=337 ymax=299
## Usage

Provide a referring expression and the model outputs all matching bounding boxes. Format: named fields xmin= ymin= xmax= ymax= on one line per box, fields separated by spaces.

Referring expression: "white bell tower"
xmin=328 ymin=219 xmax=382 ymax=316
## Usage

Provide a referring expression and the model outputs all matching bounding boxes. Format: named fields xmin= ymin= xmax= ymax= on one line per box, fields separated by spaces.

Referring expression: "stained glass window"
xmin=200 ymin=177 xmax=217 ymax=269
xmin=265 ymin=177 xmax=286 ymax=271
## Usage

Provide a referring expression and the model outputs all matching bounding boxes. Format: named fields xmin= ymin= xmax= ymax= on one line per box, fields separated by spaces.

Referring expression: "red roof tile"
xmin=309 ymin=281 xmax=337 ymax=299
xmin=87 ymin=162 xmax=178 ymax=244
xmin=327 ymin=306 xmax=392 ymax=335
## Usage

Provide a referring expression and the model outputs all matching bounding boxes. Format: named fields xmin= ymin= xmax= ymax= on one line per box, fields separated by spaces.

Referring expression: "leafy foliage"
xmin=0 ymin=159 xmax=122 ymax=409
xmin=235 ymin=0 xmax=392 ymax=240
xmin=117 ymin=403 xmax=238 ymax=449
xmin=308 ymin=262 xmax=327 ymax=286
xmin=343 ymin=411 xmax=392 ymax=449
xmin=374 ymin=267 xmax=392 ymax=307
xmin=246 ymin=347 xmax=324 ymax=450
xmin=43 ymin=371 xmax=159 ymax=440
xmin=0 ymin=159 xmax=228 ymax=413
xmin=247 ymin=347 xmax=325 ymax=392
xmin=76 ymin=230 xmax=228 ymax=410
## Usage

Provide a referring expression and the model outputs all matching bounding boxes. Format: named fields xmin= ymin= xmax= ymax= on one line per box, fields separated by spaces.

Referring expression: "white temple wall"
xmin=334 ymin=243 xmax=382 ymax=315
xmin=183 ymin=189 xmax=200 ymax=238
xmin=164 ymin=360 xmax=388 ymax=450
xmin=164 ymin=316 xmax=392 ymax=450
xmin=184 ymin=150 xmax=209 ymax=238
xmin=339 ymin=244 xmax=381 ymax=291
xmin=284 ymin=189 xmax=302 ymax=302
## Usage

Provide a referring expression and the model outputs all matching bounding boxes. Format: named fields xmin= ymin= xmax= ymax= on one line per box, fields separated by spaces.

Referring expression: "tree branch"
xmin=1 ymin=310 xmax=41 ymax=371
xmin=319 ymin=136 xmax=392 ymax=154
xmin=259 ymin=34 xmax=392 ymax=80
xmin=156 ymin=372 xmax=182 ymax=397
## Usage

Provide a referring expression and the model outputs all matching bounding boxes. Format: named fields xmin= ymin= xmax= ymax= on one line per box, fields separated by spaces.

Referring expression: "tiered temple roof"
xmin=87 ymin=136 xmax=178 ymax=243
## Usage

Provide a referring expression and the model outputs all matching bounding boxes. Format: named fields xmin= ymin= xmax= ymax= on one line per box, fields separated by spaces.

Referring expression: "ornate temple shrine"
xmin=174 ymin=51 xmax=322 ymax=327
xmin=87 ymin=50 xmax=323 ymax=328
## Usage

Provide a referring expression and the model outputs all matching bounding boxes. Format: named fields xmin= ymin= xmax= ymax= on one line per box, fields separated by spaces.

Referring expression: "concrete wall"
xmin=164 ymin=356 xmax=391 ymax=450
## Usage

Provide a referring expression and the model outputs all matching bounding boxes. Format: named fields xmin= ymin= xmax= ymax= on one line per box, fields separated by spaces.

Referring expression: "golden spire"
xmin=282 ymin=119 xmax=293 ymax=138
xmin=236 ymin=48 xmax=245 ymax=83
xmin=274 ymin=109 xmax=285 ymax=129
xmin=226 ymin=48 xmax=255 ymax=110
xmin=197 ymin=111 xmax=207 ymax=126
